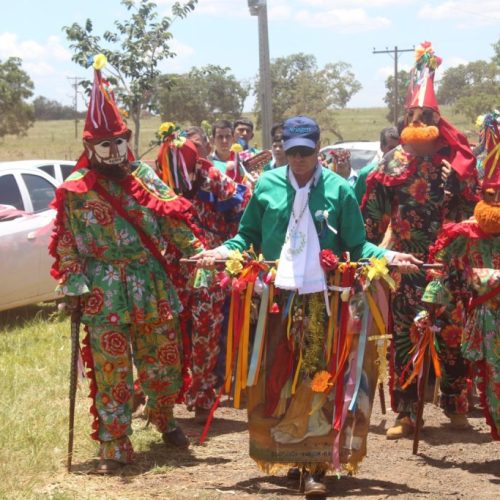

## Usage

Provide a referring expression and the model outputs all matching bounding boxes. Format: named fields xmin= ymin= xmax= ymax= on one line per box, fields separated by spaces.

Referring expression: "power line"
xmin=373 ymin=46 xmax=414 ymax=125
xmin=67 ymin=76 xmax=85 ymax=139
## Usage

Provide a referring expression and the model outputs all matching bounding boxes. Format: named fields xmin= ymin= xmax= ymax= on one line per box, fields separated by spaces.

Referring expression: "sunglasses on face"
xmin=286 ymin=146 xmax=316 ymax=158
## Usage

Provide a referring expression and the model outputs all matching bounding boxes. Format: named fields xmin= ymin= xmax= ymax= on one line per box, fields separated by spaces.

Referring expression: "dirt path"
xmin=41 ymin=385 xmax=499 ymax=499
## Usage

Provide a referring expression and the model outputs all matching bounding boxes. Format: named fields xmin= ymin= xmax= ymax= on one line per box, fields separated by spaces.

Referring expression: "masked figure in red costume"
xmin=361 ymin=42 xmax=479 ymax=438
xmin=50 ymin=55 xmax=204 ymax=473
xmin=423 ymin=111 xmax=500 ymax=441
xmin=155 ymin=124 xmax=251 ymax=422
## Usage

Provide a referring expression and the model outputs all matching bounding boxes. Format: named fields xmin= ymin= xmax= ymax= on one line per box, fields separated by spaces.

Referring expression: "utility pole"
xmin=67 ymin=76 xmax=85 ymax=139
xmin=373 ymin=46 xmax=413 ymax=126
xmin=248 ymin=0 xmax=273 ymax=150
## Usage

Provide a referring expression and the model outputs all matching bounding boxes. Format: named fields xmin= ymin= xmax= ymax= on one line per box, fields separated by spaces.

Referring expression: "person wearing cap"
xmin=49 ymin=56 xmax=204 ymax=474
xmin=361 ymin=42 xmax=479 ymax=439
xmin=155 ymin=124 xmax=251 ymax=424
xmin=422 ymin=111 xmax=500 ymax=441
xmin=193 ymin=115 xmax=421 ymax=495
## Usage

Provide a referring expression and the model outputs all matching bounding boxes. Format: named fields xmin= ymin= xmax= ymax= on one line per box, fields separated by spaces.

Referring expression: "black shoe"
xmin=287 ymin=467 xmax=301 ymax=480
xmin=302 ymin=472 xmax=327 ymax=497
xmin=162 ymin=426 xmax=190 ymax=448
xmin=95 ymin=458 xmax=124 ymax=475
xmin=194 ymin=407 xmax=210 ymax=425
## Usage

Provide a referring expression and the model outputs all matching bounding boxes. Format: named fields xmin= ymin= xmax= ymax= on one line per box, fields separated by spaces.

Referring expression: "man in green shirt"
xmin=197 ymin=116 xmax=418 ymax=268
xmin=194 ymin=115 xmax=420 ymax=496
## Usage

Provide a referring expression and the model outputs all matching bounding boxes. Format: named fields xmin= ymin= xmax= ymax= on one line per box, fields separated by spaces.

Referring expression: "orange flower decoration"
xmin=408 ymin=178 xmax=429 ymax=204
xmin=311 ymin=370 xmax=332 ymax=392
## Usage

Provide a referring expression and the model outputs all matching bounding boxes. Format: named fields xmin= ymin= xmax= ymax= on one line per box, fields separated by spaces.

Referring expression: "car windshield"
xmin=349 ymin=150 xmax=378 ymax=172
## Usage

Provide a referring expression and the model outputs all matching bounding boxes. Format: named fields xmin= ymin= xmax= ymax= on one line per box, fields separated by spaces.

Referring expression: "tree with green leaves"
xmin=383 ymin=69 xmax=411 ymax=124
xmin=0 ymin=57 xmax=34 ymax=138
xmin=253 ymin=53 xmax=361 ymax=141
xmin=64 ymin=0 xmax=198 ymax=157
xmin=492 ymin=36 xmax=500 ymax=66
xmin=155 ymin=65 xmax=249 ymax=125
xmin=436 ymin=59 xmax=500 ymax=122
xmin=33 ymin=96 xmax=84 ymax=120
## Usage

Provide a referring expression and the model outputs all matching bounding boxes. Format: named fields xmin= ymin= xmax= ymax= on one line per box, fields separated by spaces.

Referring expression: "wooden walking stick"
xmin=67 ymin=301 xmax=81 ymax=472
xmin=378 ymin=381 xmax=386 ymax=415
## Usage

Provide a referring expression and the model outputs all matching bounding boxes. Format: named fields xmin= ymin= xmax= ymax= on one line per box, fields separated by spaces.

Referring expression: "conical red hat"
xmin=405 ymin=42 xmax=442 ymax=112
xmin=83 ymin=57 xmax=129 ymax=141
xmin=480 ymin=113 xmax=500 ymax=189
xmin=407 ymin=69 xmax=439 ymax=111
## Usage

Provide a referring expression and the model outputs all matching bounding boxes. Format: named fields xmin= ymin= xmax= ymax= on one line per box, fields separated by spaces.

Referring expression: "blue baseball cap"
xmin=282 ymin=115 xmax=320 ymax=151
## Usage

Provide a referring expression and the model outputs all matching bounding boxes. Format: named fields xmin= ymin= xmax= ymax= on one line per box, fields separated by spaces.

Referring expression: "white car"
xmin=0 ymin=165 xmax=59 ymax=311
xmin=320 ymin=141 xmax=381 ymax=173
xmin=0 ymin=159 xmax=76 ymax=185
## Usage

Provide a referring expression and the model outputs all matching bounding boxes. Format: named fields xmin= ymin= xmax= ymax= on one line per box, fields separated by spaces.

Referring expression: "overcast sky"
xmin=2 ymin=0 xmax=499 ymax=112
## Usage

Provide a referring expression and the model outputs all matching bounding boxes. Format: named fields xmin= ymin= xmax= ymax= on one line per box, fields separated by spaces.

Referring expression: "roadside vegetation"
xmin=0 ymin=105 xmax=475 ymax=163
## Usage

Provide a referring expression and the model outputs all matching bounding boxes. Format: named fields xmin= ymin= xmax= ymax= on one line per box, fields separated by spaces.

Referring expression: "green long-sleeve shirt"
xmin=224 ymin=166 xmax=387 ymax=261
xmin=353 ymin=159 xmax=378 ymax=205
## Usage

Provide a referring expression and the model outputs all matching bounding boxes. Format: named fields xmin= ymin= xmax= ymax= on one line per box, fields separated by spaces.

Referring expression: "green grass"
xmin=0 ymin=305 xmax=162 ymax=498
xmin=0 ymin=107 xmax=477 ymax=162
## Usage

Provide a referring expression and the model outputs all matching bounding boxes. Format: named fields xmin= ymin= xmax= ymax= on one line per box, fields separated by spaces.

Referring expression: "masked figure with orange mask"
xmin=423 ymin=111 xmax=500 ymax=441
xmin=361 ymin=42 xmax=479 ymax=438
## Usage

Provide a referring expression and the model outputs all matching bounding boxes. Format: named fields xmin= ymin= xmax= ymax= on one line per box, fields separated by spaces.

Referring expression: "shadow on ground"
xmin=215 ymin=474 xmax=427 ymax=498
xmin=0 ymin=301 xmax=60 ymax=331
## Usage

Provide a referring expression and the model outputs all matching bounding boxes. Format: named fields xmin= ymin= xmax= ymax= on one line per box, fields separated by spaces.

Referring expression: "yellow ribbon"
xmin=225 ymin=250 xmax=244 ymax=276
xmin=367 ymin=257 xmax=396 ymax=291
xmin=291 ymin=351 xmax=303 ymax=395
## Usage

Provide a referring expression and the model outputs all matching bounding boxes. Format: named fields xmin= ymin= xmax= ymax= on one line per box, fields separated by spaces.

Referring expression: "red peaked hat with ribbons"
xmin=74 ymin=54 xmax=134 ymax=169
xmin=478 ymin=112 xmax=500 ymax=189
xmin=405 ymin=42 xmax=477 ymax=184
xmin=83 ymin=54 xmax=130 ymax=141
xmin=405 ymin=41 xmax=441 ymax=112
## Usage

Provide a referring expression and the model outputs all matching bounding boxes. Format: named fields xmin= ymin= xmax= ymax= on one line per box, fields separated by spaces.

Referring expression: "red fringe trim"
xmin=475 ymin=360 xmax=500 ymax=441
xmin=360 ymin=150 xmax=478 ymax=209
xmin=360 ymin=159 xmax=418 ymax=210
xmin=428 ymin=220 xmax=488 ymax=262
xmin=48 ymin=188 xmax=66 ymax=281
xmin=176 ymin=298 xmax=193 ymax=404
xmin=80 ymin=327 xmax=100 ymax=441
xmin=121 ymin=172 xmax=205 ymax=248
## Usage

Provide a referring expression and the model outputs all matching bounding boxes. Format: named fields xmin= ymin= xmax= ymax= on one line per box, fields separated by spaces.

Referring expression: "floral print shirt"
xmin=52 ymin=163 xmax=203 ymax=325
xmin=362 ymin=145 xmax=476 ymax=258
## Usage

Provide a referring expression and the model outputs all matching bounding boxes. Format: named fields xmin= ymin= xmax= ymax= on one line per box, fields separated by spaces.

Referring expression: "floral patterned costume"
xmin=182 ymin=162 xmax=251 ymax=411
xmin=50 ymin=162 xmax=203 ymax=463
xmin=425 ymin=220 xmax=500 ymax=440
xmin=361 ymin=145 xmax=477 ymax=417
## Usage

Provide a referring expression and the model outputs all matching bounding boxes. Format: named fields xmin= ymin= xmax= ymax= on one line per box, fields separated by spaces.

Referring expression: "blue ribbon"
xmin=247 ymin=283 xmax=270 ymax=386
xmin=348 ymin=294 xmax=369 ymax=412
